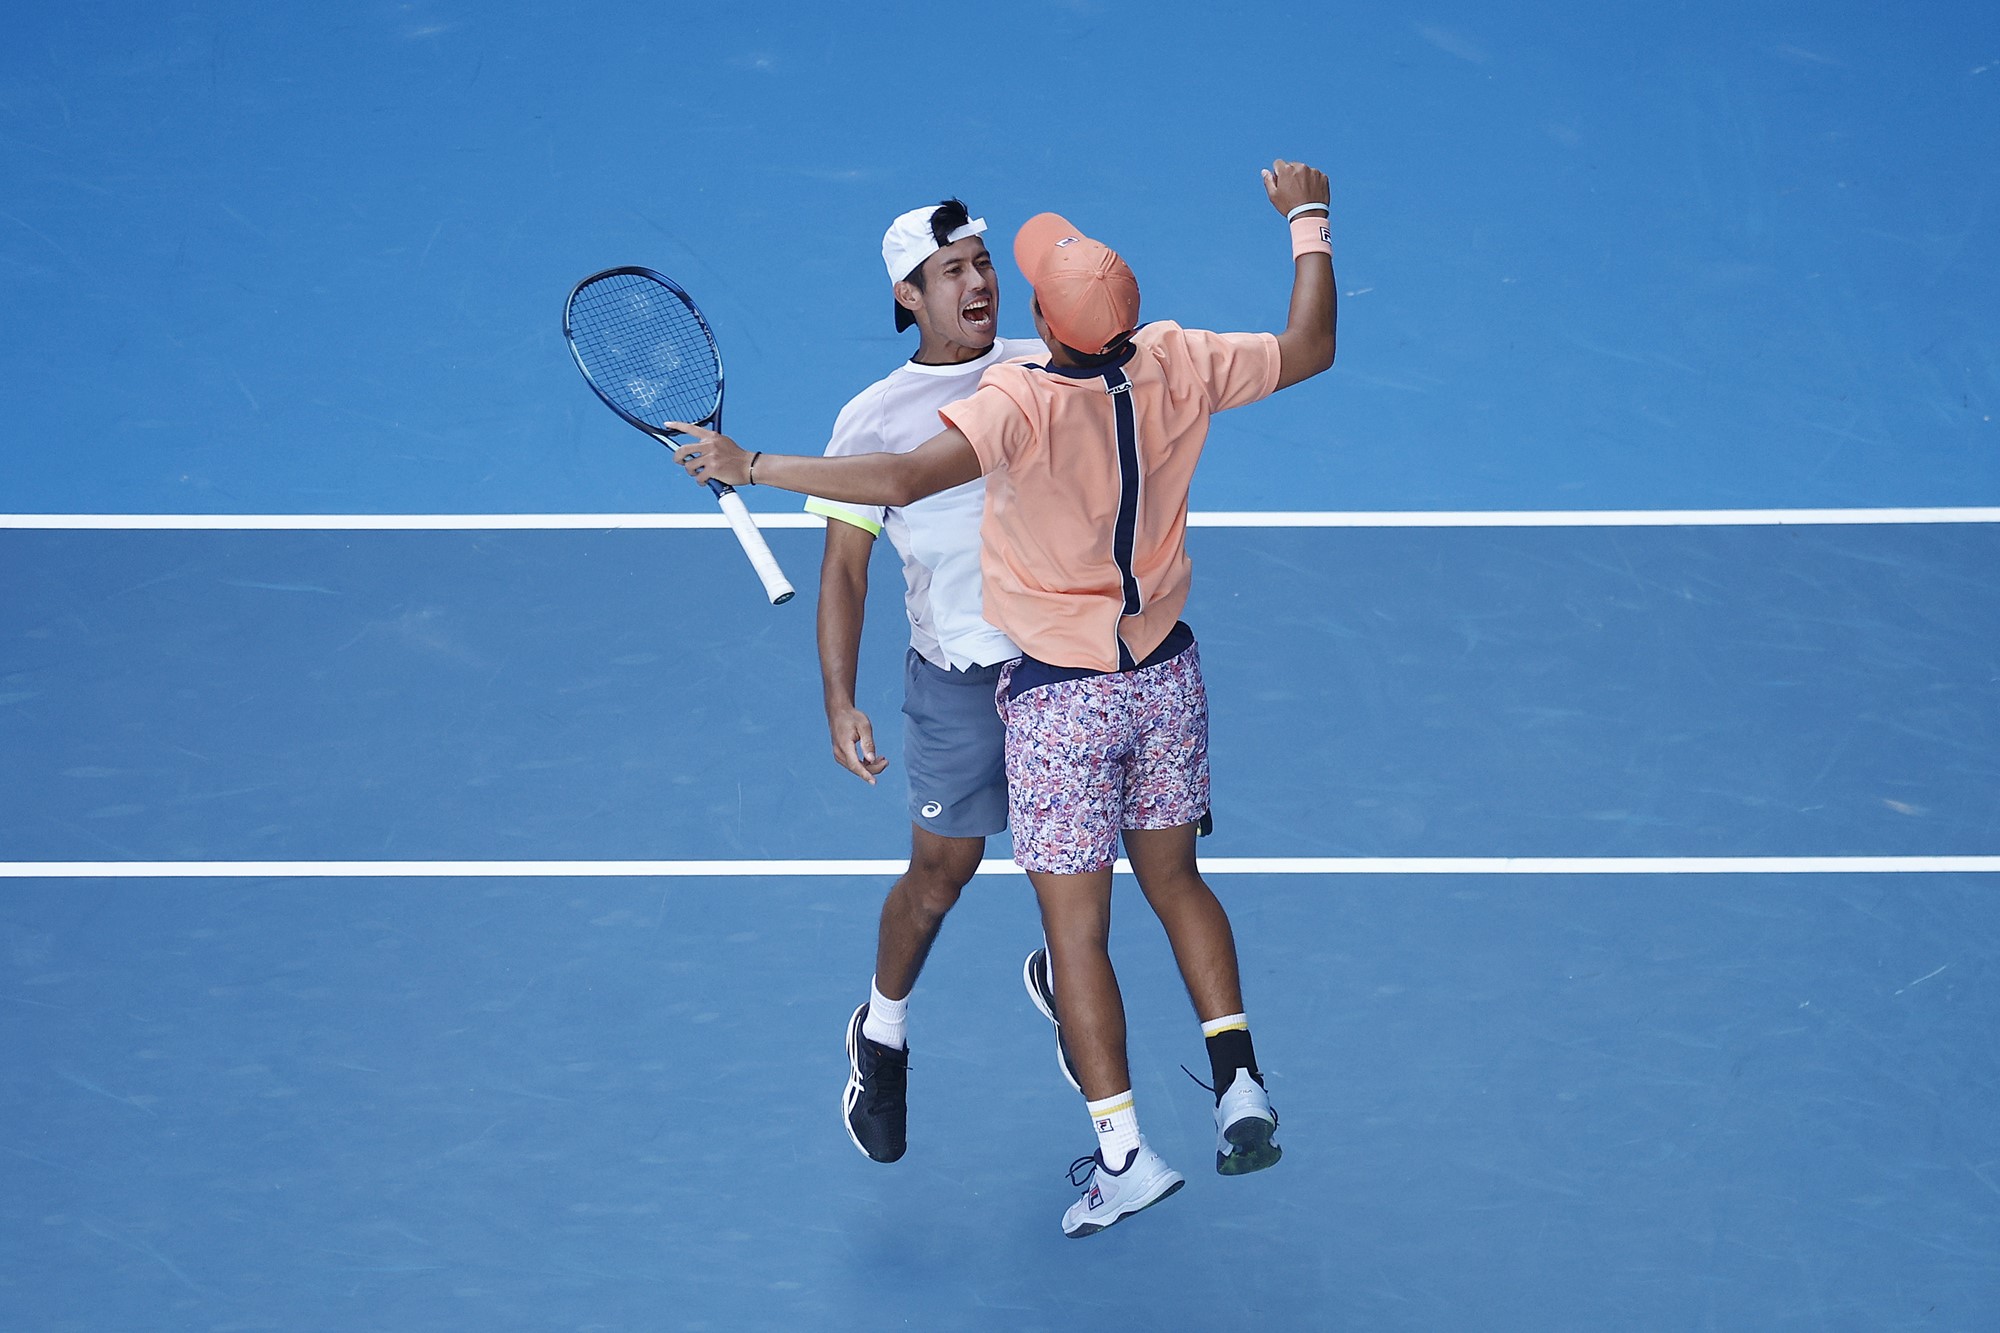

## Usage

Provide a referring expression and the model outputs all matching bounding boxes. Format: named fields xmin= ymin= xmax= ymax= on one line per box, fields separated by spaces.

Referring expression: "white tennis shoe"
xmin=1213 ymin=1068 xmax=1282 ymax=1175
xmin=1061 ymin=1139 xmax=1185 ymax=1238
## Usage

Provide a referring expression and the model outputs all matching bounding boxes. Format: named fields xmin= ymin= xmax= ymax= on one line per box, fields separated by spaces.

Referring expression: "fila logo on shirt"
xmin=1105 ymin=381 xmax=1132 ymax=396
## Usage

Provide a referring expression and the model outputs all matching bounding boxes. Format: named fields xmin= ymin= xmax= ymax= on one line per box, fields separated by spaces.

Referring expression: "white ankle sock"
xmin=862 ymin=978 xmax=908 ymax=1050
xmin=1087 ymin=1090 xmax=1142 ymax=1165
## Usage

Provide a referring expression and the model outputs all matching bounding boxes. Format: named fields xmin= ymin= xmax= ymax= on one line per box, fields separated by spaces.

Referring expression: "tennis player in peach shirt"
xmin=668 ymin=159 xmax=1337 ymax=1236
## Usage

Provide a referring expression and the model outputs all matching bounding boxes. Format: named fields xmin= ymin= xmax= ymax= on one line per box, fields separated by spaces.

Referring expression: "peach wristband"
xmin=1290 ymin=214 xmax=1332 ymax=259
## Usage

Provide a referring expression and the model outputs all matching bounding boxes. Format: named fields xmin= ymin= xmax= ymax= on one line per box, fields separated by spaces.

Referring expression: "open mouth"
xmin=961 ymin=298 xmax=992 ymax=330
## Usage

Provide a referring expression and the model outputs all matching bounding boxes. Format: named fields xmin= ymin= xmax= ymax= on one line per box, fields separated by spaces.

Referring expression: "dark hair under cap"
xmin=895 ymin=197 xmax=975 ymax=332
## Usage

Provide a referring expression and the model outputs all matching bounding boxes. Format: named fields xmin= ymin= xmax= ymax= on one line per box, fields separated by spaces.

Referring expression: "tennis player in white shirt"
xmin=813 ymin=199 xmax=1049 ymax=1164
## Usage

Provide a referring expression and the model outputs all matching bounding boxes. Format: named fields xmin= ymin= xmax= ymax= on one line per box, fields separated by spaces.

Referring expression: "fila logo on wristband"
xmin=1289 ymin=215 xmax=1333 ymax=258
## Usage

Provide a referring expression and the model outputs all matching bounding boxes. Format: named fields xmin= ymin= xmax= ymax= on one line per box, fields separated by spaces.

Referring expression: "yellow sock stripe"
xmin=1088 ymin=1097 xmax=1135 ymax=1119
xmin=1202 ymin=1019 xmax=1249 ymax=1037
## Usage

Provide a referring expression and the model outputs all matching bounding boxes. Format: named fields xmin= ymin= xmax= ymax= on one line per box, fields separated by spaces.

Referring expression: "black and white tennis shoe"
xmin=1022 ymin=947 xmax=1083 ymax=1093
xmin=842 ymin=1003 xmax=908 ymax=1163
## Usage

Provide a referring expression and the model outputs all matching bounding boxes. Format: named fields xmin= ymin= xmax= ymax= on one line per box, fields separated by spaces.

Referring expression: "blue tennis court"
xmin=4 ymin=2 xmax=1997 ymax=1329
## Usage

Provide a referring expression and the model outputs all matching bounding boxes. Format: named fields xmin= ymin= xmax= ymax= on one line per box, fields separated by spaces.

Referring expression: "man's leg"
xmin=1025 ymin=867 xmax=1126 ymax=1100
xmin=1115 ymin=633 xmax=1281 ymax=1177
xmin=843 ymin=827 xmax=983 ymax=1164
xmin=1029 ymin=863 xmax=1185 ymax=1237
xmin=872 ymin=827 xmax=986 ymax=1003
xmin=1123 ymin=821 xmax=1281 ymax=1176
xmin=1001 ymin=669 xmax=1184 ymax=1234
xmin=1121 ymin=822 xmax=1242 ymax=1023
xmin=845 ymin=650 xmax=1007 ymax=1164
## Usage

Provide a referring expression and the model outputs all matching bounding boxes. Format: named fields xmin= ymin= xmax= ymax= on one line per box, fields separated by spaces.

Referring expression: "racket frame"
xmin=563 ymin=266 xmax=795 ymax=605
xmin=563 ymin=265 xmax=727 ymax=442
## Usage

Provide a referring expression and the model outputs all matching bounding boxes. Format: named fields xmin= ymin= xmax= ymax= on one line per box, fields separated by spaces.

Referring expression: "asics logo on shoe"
xmin=921 ymin=800 xmax=943 ymax=818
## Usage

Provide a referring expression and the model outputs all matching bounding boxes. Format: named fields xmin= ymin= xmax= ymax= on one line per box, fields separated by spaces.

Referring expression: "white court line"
xmin=4 ymin=508 xmax=2000 ymax=530
xmin=6 ymin=512 xmax=1991 ymax=881
xmin=2 ymin=856 xmax=1996 ymax=879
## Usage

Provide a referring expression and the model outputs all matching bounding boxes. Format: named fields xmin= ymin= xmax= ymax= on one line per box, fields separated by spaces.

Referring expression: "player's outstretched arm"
xmin=818 ymin=518 xmax=890 ymax=785
xmin=663 ymin=422 xmax=982 ymax=507
xmin=1262 ymin=159 xmax=1338 ymax=390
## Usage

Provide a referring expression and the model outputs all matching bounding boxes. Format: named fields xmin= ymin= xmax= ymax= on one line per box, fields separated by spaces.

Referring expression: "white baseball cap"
xmin=882 ymin=204 xmax=988 ymax=284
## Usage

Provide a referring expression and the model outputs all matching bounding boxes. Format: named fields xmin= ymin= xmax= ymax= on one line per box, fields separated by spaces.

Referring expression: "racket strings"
xmin=568 ymin=273 xmax=721 ymax=426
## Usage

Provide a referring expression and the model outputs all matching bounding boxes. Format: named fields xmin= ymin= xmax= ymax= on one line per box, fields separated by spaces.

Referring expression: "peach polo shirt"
xmin=939 ymin=321 xmax=1281 ymax=672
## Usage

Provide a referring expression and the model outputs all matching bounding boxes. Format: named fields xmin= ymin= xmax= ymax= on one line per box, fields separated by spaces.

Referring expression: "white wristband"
xmin=1286 ymin=202 xmax=1329 ymax=221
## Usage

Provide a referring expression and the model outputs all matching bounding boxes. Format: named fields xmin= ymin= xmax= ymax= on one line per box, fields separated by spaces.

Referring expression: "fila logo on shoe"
xmin=1086 ymin=1183 xmax=1104 ymax=1210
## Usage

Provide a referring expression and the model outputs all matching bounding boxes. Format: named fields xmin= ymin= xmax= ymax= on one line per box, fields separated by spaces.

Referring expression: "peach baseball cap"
xmin=1013 ymin=212 xmax=1140 ymax=355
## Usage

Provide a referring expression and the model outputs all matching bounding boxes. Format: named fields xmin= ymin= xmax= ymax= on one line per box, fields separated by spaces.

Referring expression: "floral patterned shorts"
xmin=996 ymin=643 xmax=1210 ymax=874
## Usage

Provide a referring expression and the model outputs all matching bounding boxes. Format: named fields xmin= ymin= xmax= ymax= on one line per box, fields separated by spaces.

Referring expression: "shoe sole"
xmin=843 ymin=1005 xmax=904 ymax=1164
xmin=1022 ymin=949 xmax=1083 ymax=1093
xmin=1216 ymin=1114 xmax=1282 ymax=1176
xmin=1063 ymin=1173 xmax=1185 ymax=1238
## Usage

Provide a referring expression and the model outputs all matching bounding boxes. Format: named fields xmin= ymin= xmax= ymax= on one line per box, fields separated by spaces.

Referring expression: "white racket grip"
xmin=714 ymin=489 xmax=796 ymax=605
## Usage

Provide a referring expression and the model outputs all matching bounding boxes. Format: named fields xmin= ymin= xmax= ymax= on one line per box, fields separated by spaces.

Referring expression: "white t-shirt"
xmin=805 ymin=337 xmax=1045 ymax=671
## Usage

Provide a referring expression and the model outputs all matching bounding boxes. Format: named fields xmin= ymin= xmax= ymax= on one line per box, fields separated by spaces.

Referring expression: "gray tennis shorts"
xmin=902 ymin=649 xmax=1009 ymax=838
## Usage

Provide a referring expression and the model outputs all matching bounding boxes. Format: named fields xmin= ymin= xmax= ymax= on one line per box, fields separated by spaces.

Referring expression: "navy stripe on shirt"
xmin=1106 ymin=365 xmax=1142 ymax=619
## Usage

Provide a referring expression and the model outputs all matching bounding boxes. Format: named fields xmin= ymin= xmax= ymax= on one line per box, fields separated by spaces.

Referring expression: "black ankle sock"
xmin=1205 ymin=1028 xmax=1261 ymax=1101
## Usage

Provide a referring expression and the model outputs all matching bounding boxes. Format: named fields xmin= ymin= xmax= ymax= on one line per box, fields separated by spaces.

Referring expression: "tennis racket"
xmin=563 ymin=266 xmax=795 ymax=605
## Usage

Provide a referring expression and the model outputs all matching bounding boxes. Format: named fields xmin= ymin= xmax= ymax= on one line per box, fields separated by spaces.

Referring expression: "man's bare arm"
xmin=663 ymin=421 xmax=982 ymax=506
xmin=1261 ymin=159 xmax=1338 ymax=390
xmin=817 ymin=518 xmax=890 ymax=785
